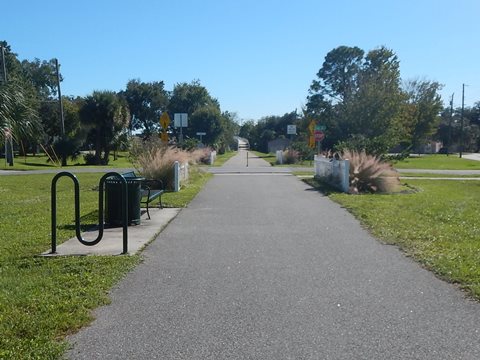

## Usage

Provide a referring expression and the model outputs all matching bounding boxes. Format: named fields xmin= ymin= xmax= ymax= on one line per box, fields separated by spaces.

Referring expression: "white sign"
xmin=174 ymin=113 xmax=188 ymax=128
xmin=196 ymin=132 xmax=206 ymax=136
xmin=287 ymin=125 xmax=297 ymax=135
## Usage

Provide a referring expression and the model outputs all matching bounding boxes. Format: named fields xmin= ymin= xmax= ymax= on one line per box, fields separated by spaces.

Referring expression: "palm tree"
xmin=1 ymin=82 xmax=41 ymax=152
xmin=79 ymin=91 xmax=130 ymax=165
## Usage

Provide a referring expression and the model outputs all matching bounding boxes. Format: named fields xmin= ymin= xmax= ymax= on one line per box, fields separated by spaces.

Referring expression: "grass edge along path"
xmin=393 ymin=154 xmax=480 ymax=170
xmin=304 ymin=177 xmax=480 ymax=301
xmin=0 ymin=169 xmax=211 ymax=359
xmin=211 ymin=150 xmax=238 ymax=167
xmin=1 ymin=152 xmax=133 ymax=171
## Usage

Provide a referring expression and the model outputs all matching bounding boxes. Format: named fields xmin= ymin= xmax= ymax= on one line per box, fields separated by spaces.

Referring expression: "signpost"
xmin=308 ymin=120 xmax=316 ymax=149
xmin=314 ymin=131 xmax=325 ymax=141
xmin=174 ymin=113 xmax=188 ymax=144
xmin=196 ymin=132 xmax=206 ymax=143
xmin=307 ymin=120 xmax=326 ymax=153
xmin=287 ymin=125 xmax=296 ymax=135
xmin=159 ymin=112 xmax=171 ymax=143
xmin=160 ymin=112 xmax=171 ymax=129
xmin=314 ymin=124 xmax=326 ymax=153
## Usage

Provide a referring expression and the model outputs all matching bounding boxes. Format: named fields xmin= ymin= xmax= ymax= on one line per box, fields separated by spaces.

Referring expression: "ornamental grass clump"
xmin=130 ymin=137 xmax=194 ymax=190
xmin=282 ymin=149 xmax=300 ymax=164
xmin=342 ymin=149 xmax=400 ymax=194
xmin=190 ymin=147 xmax=213 ymax=165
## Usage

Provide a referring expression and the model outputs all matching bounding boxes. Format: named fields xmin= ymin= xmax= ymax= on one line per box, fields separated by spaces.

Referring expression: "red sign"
xmin=314 ymin=131 xmax=325 ymax=141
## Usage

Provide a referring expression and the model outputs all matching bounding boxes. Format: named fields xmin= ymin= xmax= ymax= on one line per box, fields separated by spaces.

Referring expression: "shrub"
xmin=130 ymin=137 xmax=205 ymax=190
xmin=282 ymin=149 xmax=300 ymax=164
xmin=181 ymin=138 xmax=200 ymax=151
xmin=190 ymin=147 xmax=212 ymax=165
xmin=342 ymin=149 xmax=400 ymax=194
xmin=291 ymin=141 xmax=315 ymax=161
xmin=83 ymin=153 xmax=97 ymax=165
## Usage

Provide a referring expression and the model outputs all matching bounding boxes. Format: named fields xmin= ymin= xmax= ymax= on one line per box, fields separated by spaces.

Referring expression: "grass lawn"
xmin=393 ymin=154 xmax=480 ymax=170
xmin=251 ymin=151 xmax=276 ymax=164
xmin=211 ymin=150 xmax=238 ymax=167
xmin=250 ymin=151 xmax=314 ymax=167
xmin=0 ymin=169 xmax=211 ymax=359
xmin=306 ymin=178 xmax=480 ymax=300
xmin=400 ymin=173 xmax=480 ymax=178
xmin=1 ymin=152 xmax=134 ymax=171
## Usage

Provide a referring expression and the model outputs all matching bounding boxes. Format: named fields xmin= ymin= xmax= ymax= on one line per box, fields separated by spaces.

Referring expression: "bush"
xmin=52 ymin=137 xmax=81 ymax=162
xmin=83 ymin=153 xmax=97 ymax=165
xmin=291 ymin=141 xmax=315 ymax=162
xmin=181 ymin=138 xmax=200 ymax=151
xmin=190 ymin=147 xmax=213 ymax=165
xmin=342 ymin=149 xmax=400 ymax=194
xmin=130 ymin=137 xmax=205 ymax=190
xmin=282 ymin=149 xmax=300 ymax=164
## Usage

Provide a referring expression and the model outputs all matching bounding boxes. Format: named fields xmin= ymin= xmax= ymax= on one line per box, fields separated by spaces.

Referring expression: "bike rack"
xmin=51 ymin=171 xmax=128 ymax=254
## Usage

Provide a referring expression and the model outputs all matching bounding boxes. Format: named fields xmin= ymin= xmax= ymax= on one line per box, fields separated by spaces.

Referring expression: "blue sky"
xmin=2 ymin=0 xmax=479 ymax=120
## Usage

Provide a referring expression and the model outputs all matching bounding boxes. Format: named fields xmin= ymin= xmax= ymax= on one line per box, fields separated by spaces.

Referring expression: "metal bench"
xmin=122 ymin=172 xmax=165 ymax=220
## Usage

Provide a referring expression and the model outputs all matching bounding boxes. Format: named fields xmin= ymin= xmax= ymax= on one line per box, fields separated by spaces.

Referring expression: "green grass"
xmin=0 ymin=169 xmax=211 ymax=359
xmin=251 ymin=151 xmax=314 ymax=167
xmin=250 ymin=151 xmax=276 ymax=164
xmin=1 ymin=152 xmax=134 ymax=171
xmin=306 ymin=178 xmax=480 ymax=299
xmin=163 ymin=169 xmax=212 ymax=207
xmin=400 ymin=173 xmax=480 ymax=178
xmin=393 ymin=154 xmax=480 ymax=170
xmin=211 ymin=151 xmax=238 ymax=167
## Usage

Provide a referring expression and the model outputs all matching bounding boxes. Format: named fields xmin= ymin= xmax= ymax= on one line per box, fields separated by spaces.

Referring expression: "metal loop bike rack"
xmin=51 ymin=171 xmax=128 ymax=254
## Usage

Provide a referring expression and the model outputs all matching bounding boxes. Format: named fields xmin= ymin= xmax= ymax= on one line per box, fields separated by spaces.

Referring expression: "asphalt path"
xmin=67 ymin=151 xmax=480 ymax=359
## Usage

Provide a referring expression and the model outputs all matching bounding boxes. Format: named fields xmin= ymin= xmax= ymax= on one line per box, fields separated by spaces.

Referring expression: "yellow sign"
xmin=160 ymin=131 xmax=169 ymax=143
xmin=309 ymin=135 xmax=316 ymax=148
xmin=308 ymin=120 xmax=316 ymax=134
xmin=160 ymin=112 xmax=171 ymax=129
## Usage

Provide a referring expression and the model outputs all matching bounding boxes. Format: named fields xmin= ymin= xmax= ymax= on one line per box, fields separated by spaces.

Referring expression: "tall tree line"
xmin=0 ymin=41 xmax=239 ymax=165
xmin=242 ymin=45 xmax=479 ymax=156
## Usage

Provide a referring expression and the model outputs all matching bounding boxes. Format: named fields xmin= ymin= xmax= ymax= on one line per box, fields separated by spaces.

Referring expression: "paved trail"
xmin=68 ymin=151 xmax=480 ymax=359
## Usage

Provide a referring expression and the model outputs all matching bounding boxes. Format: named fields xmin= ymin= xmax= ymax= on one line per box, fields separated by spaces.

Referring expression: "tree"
xmin=79 ymin=91 xmax=130 ymax=165
xmin=21 ymin=58 xmax=58 ymax=99
xmin=167 ymin=80 xmax=218 ymax=116
xmin=239 ymin=120 xmax=256 ymax=140
xmin=188 ymin=104 xmax=223 ymax=145
xmin=310 ymin=45 xmax=364 ymax=103
xmin=307 ymin=45 xmax=408 ymax=155
xmin=168 ymin=80 xmax=227 ymax=147
xmin=342 ymin=47 xmax=406 ymax=154
xmin=0 ymin=42 xmax=42 ymax=154
xmin=217 ymin=111 xmax=240 ymax=152
xmin=403 ymin=79 xmax=443 ymax=151
xmin=121 ymin=79 xmax=169 ymax=138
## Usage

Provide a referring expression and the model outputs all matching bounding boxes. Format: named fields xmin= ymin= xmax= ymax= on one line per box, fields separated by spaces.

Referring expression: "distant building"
xmin=268 ymin=138 xmax=291 ymax=153
xmin=418 ymin=141 xmax=443 ymax=154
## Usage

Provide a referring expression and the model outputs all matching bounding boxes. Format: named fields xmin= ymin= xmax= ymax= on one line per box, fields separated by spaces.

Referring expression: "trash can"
xmin=105 ymin=175 xmax=144 ymax=226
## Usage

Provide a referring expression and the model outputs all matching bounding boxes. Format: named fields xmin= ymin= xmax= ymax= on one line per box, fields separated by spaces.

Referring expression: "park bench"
xmin=122 ymin=171 xmax=165 ymax=220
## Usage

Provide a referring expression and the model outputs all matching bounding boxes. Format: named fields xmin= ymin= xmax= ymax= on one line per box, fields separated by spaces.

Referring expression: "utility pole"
xmin=0 ymin=45 xmax=6 ymax=84
xmin=1 ymin=45 xmax=14 ymax=166
xmin=54 ymin=58 xmax=67 ymax=166
xmin=459 ymin=84 xmax=465 ymax=158
xmin=448 ymin=93 xmax=454 ymax=156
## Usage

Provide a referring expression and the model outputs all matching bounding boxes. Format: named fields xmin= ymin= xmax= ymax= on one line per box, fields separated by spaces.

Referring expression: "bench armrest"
xmin=141 ymin=179 xmax=164 ymax=191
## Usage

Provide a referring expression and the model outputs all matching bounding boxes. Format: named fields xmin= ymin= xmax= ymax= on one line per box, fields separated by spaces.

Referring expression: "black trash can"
xmin=105 ymin=175 xmax=143 ymax=226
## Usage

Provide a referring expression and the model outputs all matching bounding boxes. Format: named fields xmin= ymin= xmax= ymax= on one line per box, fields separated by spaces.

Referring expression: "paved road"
xmin=67 ymin=150 xmax=480 ymax=359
